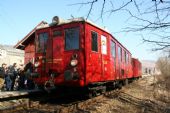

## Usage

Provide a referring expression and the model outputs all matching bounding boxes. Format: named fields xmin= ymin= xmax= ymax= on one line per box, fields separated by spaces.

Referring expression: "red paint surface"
xmin=23 ymin=21 xmax=141 ymax=87
xmin=132 ymin=58 xmax=142 ymax=78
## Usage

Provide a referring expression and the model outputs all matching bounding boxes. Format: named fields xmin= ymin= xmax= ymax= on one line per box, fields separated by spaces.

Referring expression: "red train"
xmin=19 ymin=16 xmax=142 ymax=95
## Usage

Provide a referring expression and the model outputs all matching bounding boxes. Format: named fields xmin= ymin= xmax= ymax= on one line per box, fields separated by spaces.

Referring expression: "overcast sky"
xmin=0 ymin=0 xmax=160 ymax=61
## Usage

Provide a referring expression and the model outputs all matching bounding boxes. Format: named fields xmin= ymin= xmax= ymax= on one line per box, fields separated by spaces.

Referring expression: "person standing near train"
xmin=2 ymin=63 xmax=12 ymax=91
xmin=24 ymin=60 xmax=34 ymax=89
xmin=10 ymin=63 xmax=18 ymax=90
xmin=0 ymin=63 xmax=7 ymax=90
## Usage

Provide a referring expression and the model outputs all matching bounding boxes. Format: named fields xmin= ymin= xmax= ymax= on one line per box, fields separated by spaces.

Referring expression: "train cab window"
xmin=111 ymin=41 xmax=116 ymax=58
xmin=118 ymin=46 xmax=122 ymax=62
xmin=36 ymin=32 xmax=48 ymax=53
xmin=65 ymin=27 xmax=79 ymax=50
xmin=91 ymin=31 xmax=98 ymax=52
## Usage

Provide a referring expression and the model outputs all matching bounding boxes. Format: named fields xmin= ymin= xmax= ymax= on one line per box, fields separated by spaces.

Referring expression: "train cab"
xmin=29 ymin=16 xmax=140 ymax=91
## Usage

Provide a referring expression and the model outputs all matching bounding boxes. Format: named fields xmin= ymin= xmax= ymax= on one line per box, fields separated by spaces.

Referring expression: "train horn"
xmin=52 ymin=16 xmax=65 ymax=25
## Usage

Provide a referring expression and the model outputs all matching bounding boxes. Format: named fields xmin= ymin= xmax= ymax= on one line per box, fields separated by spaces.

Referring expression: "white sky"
xmin=0 ymin=0 xmax=163 ymax=61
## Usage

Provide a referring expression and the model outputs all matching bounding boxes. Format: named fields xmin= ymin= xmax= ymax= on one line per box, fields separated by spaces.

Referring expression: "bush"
xmin=156 ymin=57 xmax=170 ymax=77
xmin=156 ymin=57 xmax=170 ymax=91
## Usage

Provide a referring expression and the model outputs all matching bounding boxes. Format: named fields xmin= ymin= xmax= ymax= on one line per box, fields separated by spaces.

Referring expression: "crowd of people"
xmin=0 ymin=62 xmax=35 ymax=91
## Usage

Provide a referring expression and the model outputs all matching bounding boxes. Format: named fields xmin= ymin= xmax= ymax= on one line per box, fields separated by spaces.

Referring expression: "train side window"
xmin=125 ymin=51 xmax=127 ymax=63
xmin=65 ymin=27 xmax=79 ymax=50
xmin=124 ymin=50 xmax=126 ymax=63
xmin=118 ymin=46 xmax=122 ymax=62
xmin=126 ymin=53 xmax=129 ymax=64
xmin=111 ymin=41 xmax=116 ymax=58
xmin=53 ymin=30 xmax=62 ymax=37
xmin=129 ymin=55 xmax=131 ymax=64
xmin=91 ymin=31 xmax=98 ymax=52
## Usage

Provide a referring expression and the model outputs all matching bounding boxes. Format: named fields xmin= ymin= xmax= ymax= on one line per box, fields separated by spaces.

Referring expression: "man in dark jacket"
xmin=24 ymin=61 xmax=33 ymax=73
xmin=10 ymin=63 xmax=18 ymax=90
xmin=24 ymin=61 xmax=35 ymax=90
xmin=2 ymin=63 xmax=12 ymax=91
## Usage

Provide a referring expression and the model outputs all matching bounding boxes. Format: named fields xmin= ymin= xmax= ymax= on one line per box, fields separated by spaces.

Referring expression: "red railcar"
xmin=30 ymin=17 xmax=141 ymax=94
xmin=132 ymin=58 xmax=142 ymax=78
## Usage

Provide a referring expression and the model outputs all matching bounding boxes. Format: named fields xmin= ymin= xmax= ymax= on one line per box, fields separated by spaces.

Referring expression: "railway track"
xmin=0 ymin=88 xmax=120 ymax=112
xmin=0 ymin=80 xmax=169 ymax=113
xmin=0 ymin=89 xmax=45 ymax=112
xmin=117 ymin=92 xmax=170 ymax=113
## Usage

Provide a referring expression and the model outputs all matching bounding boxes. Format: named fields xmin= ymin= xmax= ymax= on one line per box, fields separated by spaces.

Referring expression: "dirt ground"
xmin=71 ymin=75 xmax=170 ymax=113
xmin=1 ymin=75 xmax=170 ymax=113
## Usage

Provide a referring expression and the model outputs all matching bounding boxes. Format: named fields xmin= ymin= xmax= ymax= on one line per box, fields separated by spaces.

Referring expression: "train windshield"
xmin=65 ymin=27 xmax=79 ymax=50
xmin=36 ymin=32 xmax=48 ymax=53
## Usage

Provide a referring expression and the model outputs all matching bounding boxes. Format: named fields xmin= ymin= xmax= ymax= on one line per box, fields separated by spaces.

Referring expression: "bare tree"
xmin=71 ymin=0 xmax=170 ymax=51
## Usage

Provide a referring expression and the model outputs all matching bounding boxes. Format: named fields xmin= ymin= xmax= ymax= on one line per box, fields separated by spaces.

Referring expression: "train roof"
xmin=36 ymin=17 xmax=131 ymax=54
xmin=15 ymin=16 xmax=131 ymax=55
xmin=36 ymin=17 xmax=109 ymax=32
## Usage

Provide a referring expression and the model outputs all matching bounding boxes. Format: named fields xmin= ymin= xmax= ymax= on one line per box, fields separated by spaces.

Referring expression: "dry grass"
xmin=0 ymin=78 xmax=4 ymax=89
xmin=156 ymin=57 xmax=170 ymax=77
xmin=154 ymin=57 xmax=170 ymax=103
xmin=1 ymin=57 xmax=169 ymax=113
xmin=2 ymin=76 xmax=170 ymax=113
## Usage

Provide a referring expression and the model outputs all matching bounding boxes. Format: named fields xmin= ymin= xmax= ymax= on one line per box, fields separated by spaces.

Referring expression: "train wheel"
xmin=35 ymin=84 xmax=44 ymax=90
xmin=101 ymin=86 xmax=106 ymax=94
xmin=118 ymin=82 xmax=122 ymax=89
xmin=88 ymin=90 xmax=95 ymax=98
xmin=88 ymin=89 xmax=97 ymax=98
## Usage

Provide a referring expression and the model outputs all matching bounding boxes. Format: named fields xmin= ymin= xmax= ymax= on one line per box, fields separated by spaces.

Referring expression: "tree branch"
xmin=70 ymin=0 xmax=170 ymax=51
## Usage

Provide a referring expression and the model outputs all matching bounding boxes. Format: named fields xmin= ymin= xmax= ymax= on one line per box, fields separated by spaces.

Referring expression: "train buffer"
xmin=0 ymin=89 xmax=43 ymax=101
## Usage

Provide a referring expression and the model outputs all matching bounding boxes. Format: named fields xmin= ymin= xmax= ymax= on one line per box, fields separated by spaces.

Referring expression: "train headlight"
xmin=70 ymin=59 xmax=78 ymax=67
xmin=35 ymin=61 xmax=40 ymax=67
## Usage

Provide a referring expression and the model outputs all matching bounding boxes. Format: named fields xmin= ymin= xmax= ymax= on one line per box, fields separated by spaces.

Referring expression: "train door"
xmin=124 ymin=51 xmax=126 ymax=78
xmin=52 ymin=28 xmax=64 ymax=73
xmin=89 ymin=31 xmax=102 ymax=82
xmin=117 ymin=46 xmax=122 ymax=79
xmin=110 ymin=40 xmax=116 ymax=80
xmin=101 ymin=35 xmax=109 ymax=80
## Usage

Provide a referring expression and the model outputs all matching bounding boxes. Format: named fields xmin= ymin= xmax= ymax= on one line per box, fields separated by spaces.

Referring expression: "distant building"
xmin=141 ymin=60 xmax=160 ymax=75
xmin=0 ymin=45 xmax=24 ymax=66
